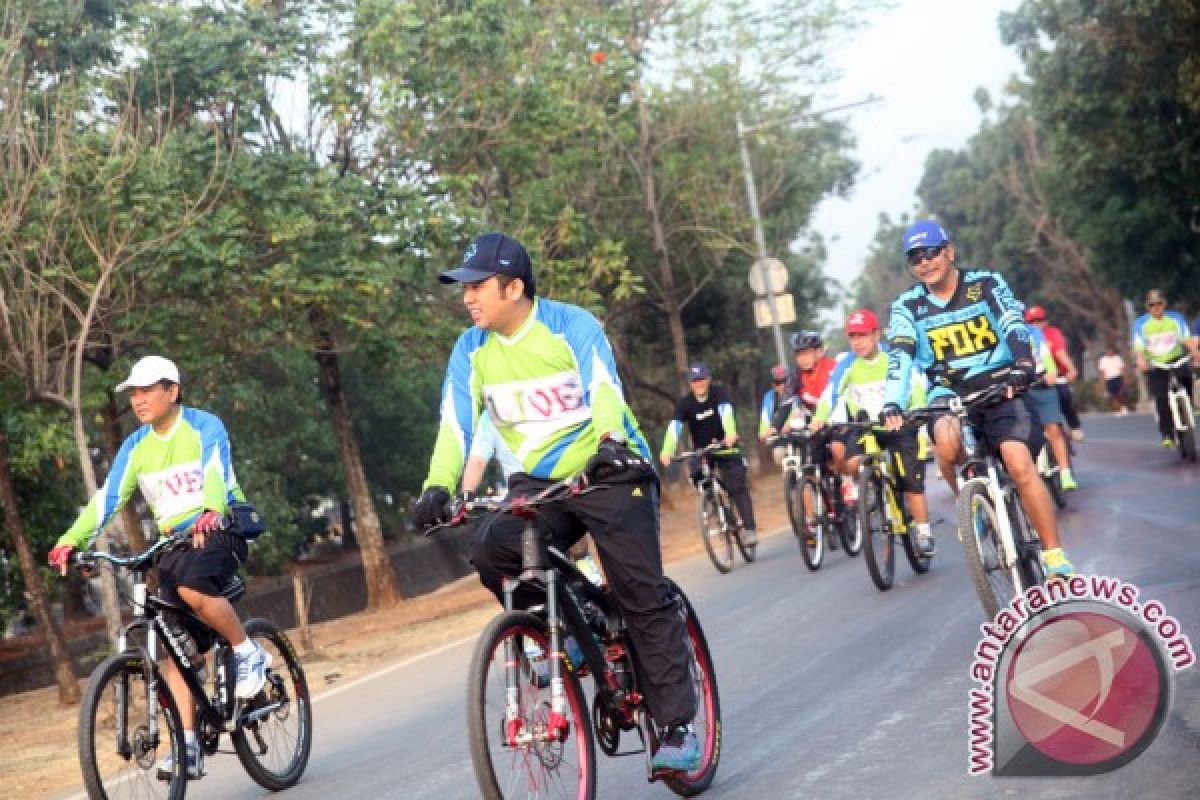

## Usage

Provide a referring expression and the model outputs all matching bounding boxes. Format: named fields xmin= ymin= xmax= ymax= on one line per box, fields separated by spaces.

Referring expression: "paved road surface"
xmin=63 ymin=413 xmax=1200 ymax=799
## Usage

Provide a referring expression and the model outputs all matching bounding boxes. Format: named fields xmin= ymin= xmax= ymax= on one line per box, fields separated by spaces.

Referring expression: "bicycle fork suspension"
xmin=981 ymin=467 xmax=1021 ymax=578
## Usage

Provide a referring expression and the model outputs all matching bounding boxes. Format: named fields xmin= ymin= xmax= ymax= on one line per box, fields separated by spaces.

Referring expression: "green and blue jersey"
xmin=58 ymin=407 xmax=245 ymax=549
xmin=814 ymin=349 xmax=926 ymax=423
xmin=424 ymin=298 xmax=650 ymax=490
xmin=1132 ymin=311 xmax=1192 ymax=366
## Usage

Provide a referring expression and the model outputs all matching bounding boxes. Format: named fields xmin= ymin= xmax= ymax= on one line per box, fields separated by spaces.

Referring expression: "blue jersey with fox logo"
xmin=884 ymin=269 xmax=1034 ymax=406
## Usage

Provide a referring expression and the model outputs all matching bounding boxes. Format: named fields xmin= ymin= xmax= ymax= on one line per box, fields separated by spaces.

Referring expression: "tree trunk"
xmin=0 ymin=430 xmax=81 ymax=705
xmin=310 ymin=311 xmax=402 ymax=609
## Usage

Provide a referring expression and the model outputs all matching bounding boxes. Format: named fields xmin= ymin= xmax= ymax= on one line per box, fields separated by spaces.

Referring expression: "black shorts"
xmin=157 ymin=531 xmax=247 ymax=602
xmin=831 ymin=428 xmax=866 ymax=460
xmin=933 ymin=396 xmax=1043 ymax=458
xmin=876 ymin=430 xmax=926 ymax=494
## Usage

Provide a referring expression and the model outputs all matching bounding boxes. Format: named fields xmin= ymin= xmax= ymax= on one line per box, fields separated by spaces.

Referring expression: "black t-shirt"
xmin=671 ymin=386 xmax=737 ymax=452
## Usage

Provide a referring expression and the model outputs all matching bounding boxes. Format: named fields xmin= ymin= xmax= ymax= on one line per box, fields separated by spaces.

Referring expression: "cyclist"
xmin=46 ymin=355 xmax=268 ymax=778
xmin=1024 ymin=305 xmax=1084 ymax=441
xmin=811 ymin=308 xmax=935 ymax=555
xmin=659 ymin=362 xmax=758 ymax=548
xmin=880 ymin=220 xmax=1074 ymax=579
xmin=1096 ymin=344 xmax=1129 ymax=415
xmin=1132 ymin=289 xmax=1200 ymax=447
xmin=1026 ymin=319 xmax=1079 ymax=490
xmin=412 ymin=233 xmax=700 ymax=772
xmin=786 ymin=329 xmax=837 ymax=415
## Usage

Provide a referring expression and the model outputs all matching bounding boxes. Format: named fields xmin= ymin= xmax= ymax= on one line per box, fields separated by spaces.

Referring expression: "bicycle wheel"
xmin=784 ymin=471 xmax=806 ymax=542
xmin=1007 ymin=496 xmax=1045 ymax=590
xmin=698 ymin=493 xmax=734 ymax=574
xmin=79 ymin=652 xmax=185 ymax=800
xmin=232 ymin=618 xmax=313 ymax=790
xmin=661 ymin=581 xmax=721 ymax=797
xmin=468 ymin=610 xmax=596 ymax=800
xmin=858 ymin=468 xmax=894 ymax=591
xmin=1174 ymin=394 xmax=1197 ymax=462
xmin=729 ymin=501 xmax=757 ymax=563
xmin=800 ymin=476 xmax=825 ymax=571
xmin=839 ymin=502 xmax=863 ymax=556
xmin=958 ymin=481 xmax=1017 ymax=620
xmin=900 ymin=511 xmax=932 ymax=575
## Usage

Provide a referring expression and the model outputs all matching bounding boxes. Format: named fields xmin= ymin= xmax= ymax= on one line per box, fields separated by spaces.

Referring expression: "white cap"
xmin=115 ymin=356 xmax=180 ymax=392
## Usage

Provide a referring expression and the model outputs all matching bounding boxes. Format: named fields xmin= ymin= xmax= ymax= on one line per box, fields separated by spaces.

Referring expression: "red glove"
xmin=48 ymin=544 xmax=75 ymax=575
xmin=193 ymin=510 xmax=225 ymax=534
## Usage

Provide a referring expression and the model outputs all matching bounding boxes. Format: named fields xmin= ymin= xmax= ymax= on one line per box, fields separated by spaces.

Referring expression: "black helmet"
xmin=791 ymin=330 xmax=822 ymax=351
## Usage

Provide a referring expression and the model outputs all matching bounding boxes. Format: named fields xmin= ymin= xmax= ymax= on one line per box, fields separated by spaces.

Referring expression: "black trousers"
xmin=713 ymin=455 xmax=757 ymax=531
xmin=1054 ymin=382 xmax=1082 ymax=430
xmin=1146 ymin=364 xmax=1195 ymax=438
xmin=470 ymin=472 xmax=696 ymax=728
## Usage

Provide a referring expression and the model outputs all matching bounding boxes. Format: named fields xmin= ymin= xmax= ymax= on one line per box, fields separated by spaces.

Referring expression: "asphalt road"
xmin=64 ymin=413 xmax=1200 ymax=800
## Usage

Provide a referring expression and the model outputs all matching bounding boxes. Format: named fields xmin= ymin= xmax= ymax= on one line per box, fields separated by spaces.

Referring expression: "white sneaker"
xmin=157 ymin=742 xmax=203 ymax=780
xmin=234 ymin=642 xmax=272 ymax=699
xmin=1070 ymin=429 xmax=1085 ymax=442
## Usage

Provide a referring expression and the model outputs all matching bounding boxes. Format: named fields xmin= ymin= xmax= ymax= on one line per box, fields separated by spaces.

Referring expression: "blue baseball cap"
xmin=439 ymin=232 xmax=535 ymax=294
xmin=687 ymin=363 xmax=711 ymax=381
xmin=902 ymin=220 xmax=950 ymax=253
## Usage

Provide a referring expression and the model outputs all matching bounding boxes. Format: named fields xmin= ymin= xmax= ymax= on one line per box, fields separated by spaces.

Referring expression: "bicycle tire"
xmin=901 ymin=511 xmax=932 ymax=575
xmin=661 ymin=580 xmax=722 ymax=797
xmin=1007 ymin=496 xmax=1045 ymax=590
xmin=839 ymin=503 xmax=863 ymax=556
xmin=727 ymin=500 xmax=757 ymax=563
xmin=800 ymin=476 xmax=825 ymax=571
xmin=858 ymin=468 xmax=893 ymax=591
xmin=784 ymin=471 xmax=806 ymax=542
xmin=232 ymin=618 xmax=313 ymax=790
xmin=957 ymin=481 xmax=1018 ymax=620
xmin=468 ymin=611 xmax=596 ymax=800
xmin=698 ymin=493 xmax=734 ymax=574
xmin=79 ymin=652 xmax=186 ymax=800
xmin=1174 ymin=394 xmax=1197 ymax=462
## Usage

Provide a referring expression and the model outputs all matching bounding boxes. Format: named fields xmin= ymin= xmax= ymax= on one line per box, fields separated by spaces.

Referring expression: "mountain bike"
xmin=770 ymin=427 xmax=861 ymax=571
xmin=673 ymin=442 xmax=756 ymax=574
xmin=928 ymin=384 xmax=1047 ymax=620
xmin=852 ymin=422 xmax=932 ymax=591
xmin=72 ymin=531 xmax=312 ymax=799
xmin=427 ymin=476 xmax=721 ymax=799
xmin=1153 ymin=356 xmax=1197 ymax=462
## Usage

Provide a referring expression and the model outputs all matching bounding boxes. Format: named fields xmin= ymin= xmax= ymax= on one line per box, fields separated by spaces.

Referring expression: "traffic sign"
xmin=748 ymin=258 xmax=789 ymax=296
xmin=754 ymin=293 xmax=796 ymax=327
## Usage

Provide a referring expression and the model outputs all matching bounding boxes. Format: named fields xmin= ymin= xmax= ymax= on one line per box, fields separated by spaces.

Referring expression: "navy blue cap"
xmin=902 ymin=220 xmax=950 ymax=252
xmin=687 ymin=363 xmax=711 ymax=381
xmin=439 ymin=233 xmax=535 ymax=293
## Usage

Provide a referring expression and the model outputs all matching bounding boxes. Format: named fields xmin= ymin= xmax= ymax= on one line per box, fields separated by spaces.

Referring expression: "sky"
xmin=808 ymin=0 xmax=1024 ymax=305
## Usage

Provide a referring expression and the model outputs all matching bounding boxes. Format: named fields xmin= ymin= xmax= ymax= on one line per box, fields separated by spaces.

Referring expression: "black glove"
xmin=413 ymin=486 xmax=452 ymax=528
xmin=879 ymin=403 xmax=904 ymax=425
xmin=584 ymin=438 xmax=650 ymax=484
xmin=1006 ymin=360 xmax=1037 ymax=392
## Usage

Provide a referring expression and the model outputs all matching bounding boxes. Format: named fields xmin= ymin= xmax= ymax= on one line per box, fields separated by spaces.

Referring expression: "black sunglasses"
xmin=906 ymin=245 xmax=945 ymax=267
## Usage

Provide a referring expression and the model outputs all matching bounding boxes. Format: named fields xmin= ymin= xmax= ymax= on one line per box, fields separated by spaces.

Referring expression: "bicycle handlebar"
xmin=72 ymin=530 xmax=191 ymax=571
xmin=423 ymin=474 xmax=602 ymax=536
xmin=1148 ymin=355 xmax=1193 ymax=371
xmin=670 ymin=442 xmax=725 ymax=462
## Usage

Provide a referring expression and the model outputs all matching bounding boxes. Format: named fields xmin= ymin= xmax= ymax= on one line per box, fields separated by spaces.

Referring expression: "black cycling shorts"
xmin=158 ymin=531 xmax=247 ymax=601
xmin=875 ymin=430 xmax=925 ymax=494
xmin=932 ymin=395 xmax=1043 ymax=458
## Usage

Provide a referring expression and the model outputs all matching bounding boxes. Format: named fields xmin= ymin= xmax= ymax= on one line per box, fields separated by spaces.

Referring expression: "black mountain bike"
xmin=73 ymin=531 xmax=312 ymax=799
xmin=428 ymin=476 xmax=721 ymax=799
xmin=852 ymin=422 xmax=932 ymax=591
xmin=926 ymin=384 xmax=1047 ymax=619
xmin=771 ymin=427 xmax=862 ymax=571
xmin=673 ymin=442 xmax=756 ymax=574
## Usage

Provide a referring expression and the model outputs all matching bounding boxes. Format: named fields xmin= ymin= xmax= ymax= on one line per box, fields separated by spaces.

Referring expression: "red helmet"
xmin=845 ymin=308 xmax=880 ymax=334
xmin=1024 ymin=305 xmax=1046 ymax=323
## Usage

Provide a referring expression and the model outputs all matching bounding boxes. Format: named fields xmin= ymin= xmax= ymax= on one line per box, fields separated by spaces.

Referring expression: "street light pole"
xmin=736 ymin=111 xmax=789 ymax=370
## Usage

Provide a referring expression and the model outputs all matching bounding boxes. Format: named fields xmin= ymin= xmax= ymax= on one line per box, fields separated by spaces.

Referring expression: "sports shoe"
xmin=840 ymin=477 xmax=857 ymax=506
xmin=652 ymin=724 xmax=701 ymax=772
xmin=234 ymin=641 xmax=272 ymax=699
xmin=914 ymin=528 xmax=936 ymax=556
xmin=157 ymin=742 xmax=203 ymax=780
xmin=523 ymin=639 xmax=550 ymax=688
xmin=1041 ymin=548 xmax=1075 ymax=580
xmin=1070 ymin=429 xmax=1084 ymax=442
xmin=1059 ymin=470 xmax=1078 ymax=491
xmin=804 ymin=520 xmax=818 ymax=547
xmin=740 ymin=528 xmax=758 ymax=547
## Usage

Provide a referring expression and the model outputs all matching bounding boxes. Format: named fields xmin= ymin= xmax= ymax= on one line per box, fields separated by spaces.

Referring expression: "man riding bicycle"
xmin=1132 ymin=289 xmax=1200 ymax=447
xmin=47 ymin=355 xmax=269 ymax=778
xmin=811 ymin=308 xmax=935 ymax=555
xmin=412 ymin=233 xmax=700 ymax=772
xmin=1025 ymin=316 xmax=1079 ymax=491
xmin=1024 ymin=305 xmax=1084 ymax=441
xmin=659 ymin=362 xmax=758 ymax=548
xmin=880 ymin=220 xmax=1074 ymax=579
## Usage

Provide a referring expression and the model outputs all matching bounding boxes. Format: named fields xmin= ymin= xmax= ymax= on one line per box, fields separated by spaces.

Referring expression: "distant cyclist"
xmin=1132 ymin=289 xmax=1200 ymax=447
xmin=811 ymin=308 xmax=935 ymax=555
xmin=1024 ymin=305 xmax=1084 ymax=441
xmin=1096 ymin=345 xmax=1129 ymax=415
xmin=1026 ymin=321 xmax=1079 ymax=490
xmin=413 ymin=233 xmax=700 ymax=771
xmin=785 ymin=330 xmax=837 ymax=417
xmin=660 ymin=362 xmax=758 ymax=548
xmin=880 ymin=220 xmax=1074 ymax=579
xmin=758 ymin=364 xmax=791 ymax=464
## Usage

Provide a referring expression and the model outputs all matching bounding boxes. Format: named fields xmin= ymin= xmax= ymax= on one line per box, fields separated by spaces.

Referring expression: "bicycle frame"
xmin=1157 ymin=357 xmax=1196 ymax=432
xmin=859 ymin=432 xmax=908 ymax=534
